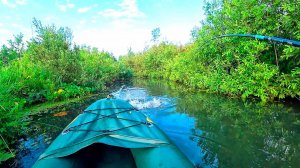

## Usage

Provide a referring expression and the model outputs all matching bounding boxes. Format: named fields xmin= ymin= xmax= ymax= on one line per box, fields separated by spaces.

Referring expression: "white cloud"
xmin=98 ymin=0 xmax=145 ymax=18
xmin=161 ymin=25 xmax=193 ymax=44
xmin=44 ymin=15 xmax=55 ymax=22
xmin=79 ymin=19 xmax=86 ymax=25
xmin=77 ymin=7 xmax=91 ymax=13
xmin=58 ymin=5 xmax=67 ymax=12
xmin=73 ymin=23 xmax=150 ymax=57
xmin=0 ymin=28 xmax=13 ymax=45
xmin=67 ymin=3 xmax=74 ymax=8
xmin=0 ymin=28 xmax=11 ymax=34
xmin=0 ymin=22 xmax=31 ymax=45
xmin=11 ymin=23 xmax=22 ymax=28
xmin=1 ymin=0 xmax=27 ymax=8
xmin=15 ymin=0 xmax=26 ymax=5
xmin=57 ymin=0 xmax=75 ymax=12
xmin=2 ymin=15 xmax=12 ymax=19
xmin=9 ymin=22 xmax=31 ymax=36
xmin=1 ymin=0 xmax=16 ymax=8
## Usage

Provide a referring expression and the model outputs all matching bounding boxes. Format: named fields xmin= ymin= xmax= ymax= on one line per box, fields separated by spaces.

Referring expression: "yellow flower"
xmin=57 ymin=89 xmax=64 ymax=94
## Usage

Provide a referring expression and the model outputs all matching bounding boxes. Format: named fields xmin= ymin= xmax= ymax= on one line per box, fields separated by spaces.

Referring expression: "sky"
xmin=0 ymin=0 xmax=205 ymax=57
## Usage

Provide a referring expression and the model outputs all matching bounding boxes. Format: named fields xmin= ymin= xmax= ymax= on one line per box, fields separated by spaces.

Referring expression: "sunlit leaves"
xmin=0 ymin=19 xmax=132 ymax=161
xmin=123 ymin=0 xmax=300 ymax=103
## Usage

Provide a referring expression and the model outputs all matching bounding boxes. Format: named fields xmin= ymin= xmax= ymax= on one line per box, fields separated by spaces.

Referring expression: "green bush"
xmin=79 ymin=48 xmax=132 ymax=89
xmin=0 ymin=19 xmax=132 ymax=162
xmin=28 ymin=19 xmax=82 ymax=84
xmin=122 ymin=0 xmax=300 ymax=102
xmin=122 ymin=42 xmax=178 ymax=78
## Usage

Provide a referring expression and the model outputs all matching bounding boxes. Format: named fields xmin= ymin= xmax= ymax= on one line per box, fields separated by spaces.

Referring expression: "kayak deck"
xmin=33 ymin=98 xmax=194 ymax=168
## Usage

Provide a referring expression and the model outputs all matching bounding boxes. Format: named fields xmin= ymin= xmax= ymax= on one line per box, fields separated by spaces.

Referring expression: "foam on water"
xmin=112 ymin=87 xmax=164 ymax=110
xmin=128 ymin=97 xmax=162 ymax=110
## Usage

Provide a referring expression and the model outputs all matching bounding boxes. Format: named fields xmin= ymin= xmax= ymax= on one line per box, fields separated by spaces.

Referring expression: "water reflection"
xmin=124 ymin=79 xmax=300 ymax=168
xmin=7 ymin=97 xmax=100 ymax=168
xmin=7 ymin=79 xmax=300 ymax=168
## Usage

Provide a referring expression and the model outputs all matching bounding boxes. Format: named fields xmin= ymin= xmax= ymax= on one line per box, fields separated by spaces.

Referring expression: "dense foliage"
xmin=121 ymin=0 xmax=300 ymax=103
xmin=0 ymin=19 xmax=131 ymax=163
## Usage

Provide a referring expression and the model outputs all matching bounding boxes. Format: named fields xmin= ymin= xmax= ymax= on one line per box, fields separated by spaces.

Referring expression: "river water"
xmin=6 ymin=79 xmax=300 ymax=168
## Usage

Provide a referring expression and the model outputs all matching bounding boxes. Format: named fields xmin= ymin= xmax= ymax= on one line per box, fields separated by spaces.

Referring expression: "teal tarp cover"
xmin=33 ymin=98 xmax=194 ymax=168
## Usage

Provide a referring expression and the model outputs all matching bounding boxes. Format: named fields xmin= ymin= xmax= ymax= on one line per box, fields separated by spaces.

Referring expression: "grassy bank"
xmin=23 ymin=93 xmax=100 ymax=115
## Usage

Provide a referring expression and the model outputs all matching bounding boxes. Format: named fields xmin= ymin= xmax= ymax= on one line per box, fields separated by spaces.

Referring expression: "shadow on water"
xmin=5 ymin=79 xmax=300 ymax=168
xmin=7 ymin=96 xmax=102 ymax=168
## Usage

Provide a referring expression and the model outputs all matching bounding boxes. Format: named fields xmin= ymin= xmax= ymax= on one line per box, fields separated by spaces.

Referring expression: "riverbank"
xmin=24 ymin=93 xmax=102 ymax=116
xmin=1 ymin=89 xmax=115 ymax=166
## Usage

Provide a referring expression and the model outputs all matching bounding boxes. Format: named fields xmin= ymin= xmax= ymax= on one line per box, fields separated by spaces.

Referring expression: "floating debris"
xmin=53 ymin=111 xmax=68 ymax=117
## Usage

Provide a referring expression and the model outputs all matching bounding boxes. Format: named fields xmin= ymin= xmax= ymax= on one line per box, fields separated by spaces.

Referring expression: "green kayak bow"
xmin=33 ymin=98 xmax=194 ymax=168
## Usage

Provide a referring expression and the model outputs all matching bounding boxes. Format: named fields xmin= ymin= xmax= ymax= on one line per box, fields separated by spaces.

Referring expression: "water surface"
xmin=6 ymin=79 xmax=300 ymax=168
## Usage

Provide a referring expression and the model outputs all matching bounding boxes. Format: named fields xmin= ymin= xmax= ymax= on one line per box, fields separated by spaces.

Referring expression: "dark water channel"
xmin=7 ymin=80 xmax=300 ymax=168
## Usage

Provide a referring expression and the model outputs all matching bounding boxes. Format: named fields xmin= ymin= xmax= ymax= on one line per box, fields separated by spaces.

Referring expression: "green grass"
xmin=23 ymin=94 xmax=100 ymax=115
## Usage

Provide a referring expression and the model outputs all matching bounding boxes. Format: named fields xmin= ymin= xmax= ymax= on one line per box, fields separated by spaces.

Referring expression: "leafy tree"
xmin=0 ymin=33 xmax=25 ymax=65
xmin=190 ymin=26 xmax=200 ymax=42
xmin=28 ymin=18 xmax=82 ymax=84
xmin=151 ymin=27 xmax=161 ymax=43
xmin=123 ymin=0 xmax=300 ymax=102
xmin=127 ymin=47 xmax=134 ymax=57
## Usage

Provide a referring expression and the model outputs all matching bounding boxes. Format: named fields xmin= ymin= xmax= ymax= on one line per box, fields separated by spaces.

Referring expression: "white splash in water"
xmin=112 ymin=87 xmax=163 ymax=110
xmin=129 ymin=97 xmax=162 ymax=110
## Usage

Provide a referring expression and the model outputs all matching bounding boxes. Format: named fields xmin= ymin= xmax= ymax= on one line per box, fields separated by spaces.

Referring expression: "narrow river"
xmin=7 ymin=79 xmax=300 ymax=168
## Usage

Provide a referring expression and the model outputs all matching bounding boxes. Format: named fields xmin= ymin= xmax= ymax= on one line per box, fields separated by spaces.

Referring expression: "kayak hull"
xmin=33 ymin=98 xmax=194 ymax=168
xmin=34 ymin=143 xmax=136 ymax=168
